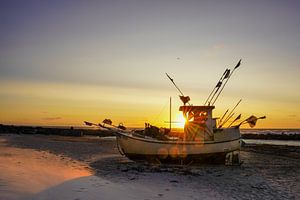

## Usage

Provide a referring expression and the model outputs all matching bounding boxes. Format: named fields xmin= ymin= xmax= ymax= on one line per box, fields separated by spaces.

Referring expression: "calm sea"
xmin=240 ymin=129 xmax=300 ymax=135
xmin=241 ymin=129 xmax=300 ymax=146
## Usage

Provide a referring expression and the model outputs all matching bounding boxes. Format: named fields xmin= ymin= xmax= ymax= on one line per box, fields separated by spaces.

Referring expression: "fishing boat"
xmin=85 ymin=59 xmax=265 ymax=165
xmin=116 ymin=105 xmax=241 ymax=164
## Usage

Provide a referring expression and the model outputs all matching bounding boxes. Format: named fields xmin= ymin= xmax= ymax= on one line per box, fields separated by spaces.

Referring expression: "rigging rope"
xmin=151 ymin=99 xmax=170 ymax=126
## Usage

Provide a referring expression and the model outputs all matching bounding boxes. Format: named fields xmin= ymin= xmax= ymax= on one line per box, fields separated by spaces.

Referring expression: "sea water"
xmin=241 ymin=129 xmax=300 ymax=135
xmin=241 ymin=129 xmax=300 ymax=146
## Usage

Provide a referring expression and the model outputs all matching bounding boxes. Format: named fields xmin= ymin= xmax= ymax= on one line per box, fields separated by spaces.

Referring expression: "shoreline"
xmin=1 ymin=124 xmax=299 ymax=141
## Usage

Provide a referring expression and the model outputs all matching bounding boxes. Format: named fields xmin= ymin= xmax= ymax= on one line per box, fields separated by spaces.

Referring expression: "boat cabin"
xmin=179 ymin=105 xmax=215 ymax=141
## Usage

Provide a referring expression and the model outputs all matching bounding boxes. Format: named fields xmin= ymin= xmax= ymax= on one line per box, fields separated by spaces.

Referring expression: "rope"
xmin=116 ymin=137 xmax=125 ymax=156
xmin=151 ymin=99 xmax=169 ymax=125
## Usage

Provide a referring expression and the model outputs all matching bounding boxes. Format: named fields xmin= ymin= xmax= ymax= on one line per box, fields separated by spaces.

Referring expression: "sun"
xmin=175 ymin=113 xmax=186 ymax=128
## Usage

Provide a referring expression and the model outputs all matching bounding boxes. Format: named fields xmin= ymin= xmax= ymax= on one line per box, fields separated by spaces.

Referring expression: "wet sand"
xmin=0 ymin=134 xmax=299 ymax=200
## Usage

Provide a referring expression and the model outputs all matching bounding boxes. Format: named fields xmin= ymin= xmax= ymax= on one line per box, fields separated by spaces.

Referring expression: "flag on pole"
xmin=224 ymin=69 xmax=231 ymax=79
xmin=234 ymin=59 xmax=241 ymax=69
xmin=235 ymin=114 xmax=241 ymax=121
xmin=227 ymin=114 xmax=242 ymax=127
xmin=180 ymin=95 xmax=190 ymax=105
xmin=166 ymin=73 xmax=174 ymax=82
xmin=103 ymin=119 xmax=112 ymax=125
xmin=216 ymin=81 xmax=222 ymax=88
xmin=84 ymin=121 xmax=93 ymax=126
xmin=246 ymin=115 xmax=258 ymax=128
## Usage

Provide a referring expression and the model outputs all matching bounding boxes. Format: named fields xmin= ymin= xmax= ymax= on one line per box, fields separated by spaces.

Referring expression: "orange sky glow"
xmin=0 ymin=79 xmax=299 ymax=129
xmin=0 ymin=1 xmax=300 ymax=129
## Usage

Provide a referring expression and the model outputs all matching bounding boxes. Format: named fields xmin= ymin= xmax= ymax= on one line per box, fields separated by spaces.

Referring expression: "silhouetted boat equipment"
xmin=205 ymin=59 xmax=241 ymax=106
xmin=218 ymin=99 xmax=242 ymax=128
xmin=85 ymin=59 xmax=266 ymax=165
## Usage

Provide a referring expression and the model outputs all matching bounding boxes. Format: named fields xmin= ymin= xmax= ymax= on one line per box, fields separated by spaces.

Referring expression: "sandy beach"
xmin=0 ymin=134 xmax=299 ymax=200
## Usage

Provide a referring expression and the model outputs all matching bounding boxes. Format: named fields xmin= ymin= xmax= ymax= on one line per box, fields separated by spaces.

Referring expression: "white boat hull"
xmin=116 ymin=128 xmax=241 ymax=164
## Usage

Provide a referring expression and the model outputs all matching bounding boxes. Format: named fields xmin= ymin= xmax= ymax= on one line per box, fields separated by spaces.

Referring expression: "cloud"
xmin=41 ymin=117 xmax=62 ymax=121
xmin=288 ymin=114 xmax=296 ymax=118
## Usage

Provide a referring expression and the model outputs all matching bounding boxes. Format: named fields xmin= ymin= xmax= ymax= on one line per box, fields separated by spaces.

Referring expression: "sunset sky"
xmin=1 ymin=0 xmax=299 ymax=128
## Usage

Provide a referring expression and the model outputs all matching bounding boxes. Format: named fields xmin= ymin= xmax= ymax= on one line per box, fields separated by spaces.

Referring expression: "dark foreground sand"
xmin=0 ymin=134 xmax=299 ymax=200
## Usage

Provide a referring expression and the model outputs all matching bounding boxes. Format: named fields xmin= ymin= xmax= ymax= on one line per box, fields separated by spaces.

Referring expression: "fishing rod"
xmin=205 ymin=68 xmax=230 ymax=106
xmin=219 ymin=109 xmax=229 ymax=125
xmin=204 ymin=69 xmax=228 ymax=105
xmin=166 ymin=73 xmax=184 ymax=96
xmin=219 ymin=112 xmax=235 ymax=128
xmin=211 ymin=59 xmax=241 ymax=105
xmin=228 ymin=114 xmax=241 ymax=127
xmin=166 ymin=73 xmax=191 ymax=105
xmin=218 ymin=99 xmax=242 ymax=128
